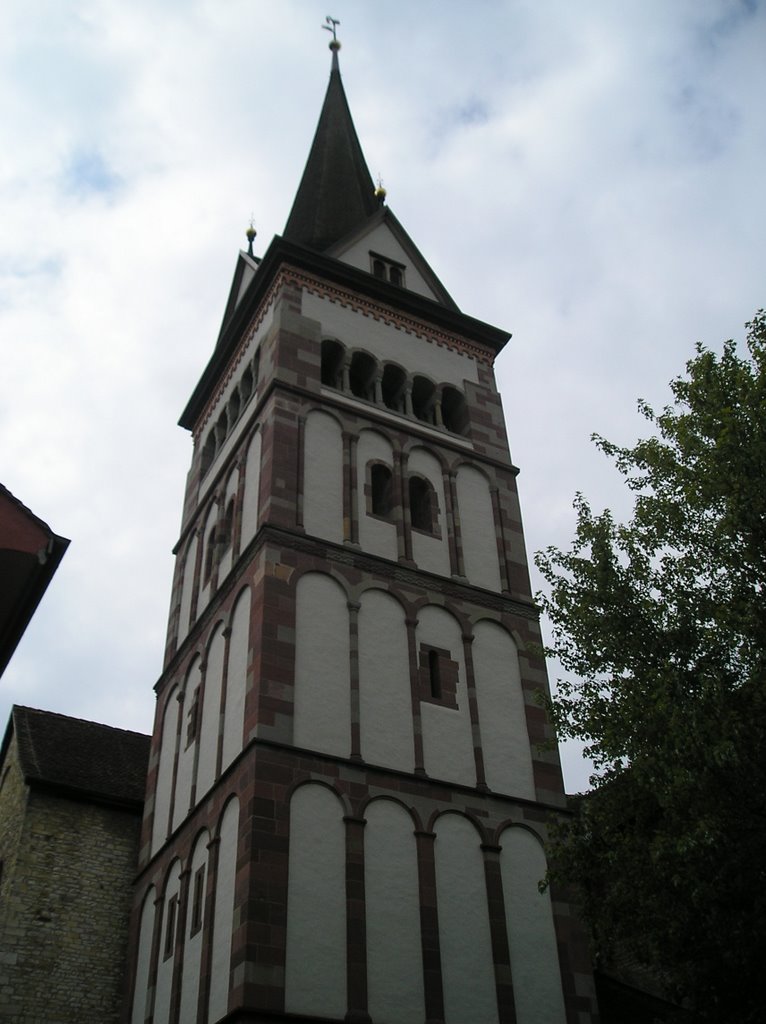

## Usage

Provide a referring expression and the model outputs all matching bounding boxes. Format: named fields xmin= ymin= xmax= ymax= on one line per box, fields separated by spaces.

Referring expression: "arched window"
xmin=372 ymin=258 xmax=386 ymax=280
xmin=228 ymin=387 xmax=241 ymax=426
xmin=204 ymin=525 xmax=217 ymax=583
xmin=412 ymin=376 xmax=436 ymax=424
xmin=370 ymin=463 xmax=393 ymax=518
xmin=388 ymin=265 xmax=403 ymax=287
xmin=216 ymin=410 xmax=229 ymax=447
xmin=409 ymin=475 xmax=436 ymax=533
xmin=349 ymin=351 xmax=378 ymax=401
xmin=321 ymin=339 xmax=345 ymax=389
xmin=201 ymin=432 xmax=216 ymax=476
xmin=220 ymin=497 xmax=235 ymax=551
xmin=381 ymin=364 xmax=407 ymax=413
xmin=441 ymin=386 xmax=469 ymax=436
xmin=240 ymin=364 xmax=253 ymax=403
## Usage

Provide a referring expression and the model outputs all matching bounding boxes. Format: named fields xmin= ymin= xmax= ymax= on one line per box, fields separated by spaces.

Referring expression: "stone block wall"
xmin=0 ymin=754 xmax=141 ymax=1024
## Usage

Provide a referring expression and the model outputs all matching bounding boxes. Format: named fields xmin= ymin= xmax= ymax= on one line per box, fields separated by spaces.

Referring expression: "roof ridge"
xmin=13 ymin=704 xmax=149 ymax=739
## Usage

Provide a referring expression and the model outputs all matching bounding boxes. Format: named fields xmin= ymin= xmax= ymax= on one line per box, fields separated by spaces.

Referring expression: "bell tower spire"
xmin=283 ymin=22 xmax=379 ymax=252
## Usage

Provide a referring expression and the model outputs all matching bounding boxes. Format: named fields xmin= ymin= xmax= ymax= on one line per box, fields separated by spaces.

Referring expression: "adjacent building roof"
xmin=283 ymin=48 xmax=380 ymax=253
xmin=0 ymin=484 xmax=69 ymax=678
xmin=2 ymin=706 xmax=150 ymax=811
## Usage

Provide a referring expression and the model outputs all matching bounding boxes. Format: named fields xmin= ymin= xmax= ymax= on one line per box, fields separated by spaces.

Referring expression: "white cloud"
xmin=1 ymin=0 xmax=764 ymax=794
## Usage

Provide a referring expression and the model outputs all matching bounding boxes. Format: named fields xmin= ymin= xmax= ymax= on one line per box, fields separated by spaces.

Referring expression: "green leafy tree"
xmin=537 ymin=311 xmax=766 ymax=1022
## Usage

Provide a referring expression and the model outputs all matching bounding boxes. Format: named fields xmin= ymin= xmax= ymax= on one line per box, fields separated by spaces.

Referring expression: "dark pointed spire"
xmin=283 ymin=36 xmax=379 ymax=252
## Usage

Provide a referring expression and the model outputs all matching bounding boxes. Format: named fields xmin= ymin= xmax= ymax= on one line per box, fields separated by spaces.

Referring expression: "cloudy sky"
xmin=2 ymin=0 xmax=764 ymax=792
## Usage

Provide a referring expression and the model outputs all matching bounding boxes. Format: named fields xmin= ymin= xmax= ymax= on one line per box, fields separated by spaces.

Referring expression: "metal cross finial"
xmin=323 ymin=16 xmax=340 ymax=43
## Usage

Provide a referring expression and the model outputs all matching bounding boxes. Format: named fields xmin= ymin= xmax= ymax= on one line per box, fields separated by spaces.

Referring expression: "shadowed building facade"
xmin=126 ymin=41 xmax=598 ymax=1024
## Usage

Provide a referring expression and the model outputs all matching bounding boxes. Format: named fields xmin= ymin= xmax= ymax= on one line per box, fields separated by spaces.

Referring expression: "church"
xmin=2 ymin=30 xmax=600 ymax=1024
xmin=124 ymin=33 xmax=598 ymax=1023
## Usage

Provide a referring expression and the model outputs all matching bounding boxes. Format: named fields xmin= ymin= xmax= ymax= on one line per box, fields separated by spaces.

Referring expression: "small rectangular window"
xmin=419 ymin=645 xmax=459 ymax=709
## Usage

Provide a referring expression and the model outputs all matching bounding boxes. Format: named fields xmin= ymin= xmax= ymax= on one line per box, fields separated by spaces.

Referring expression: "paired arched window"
xmin=199 ymin=348 xmax=260 ymax=479
xmin=441 ymin=386 xmax=469 ymax=436
xmin=349 ymin=351 xmax=377 ymax=401
xmin=319 ymin=339 xmax=469 ymax=438
xmin=412 ymin=376 xmax=436 ymax=424
xmin=321 ymin=339 xmax=345 ymax=389
xmin=381 ymin=364 xmax=407 ymax=412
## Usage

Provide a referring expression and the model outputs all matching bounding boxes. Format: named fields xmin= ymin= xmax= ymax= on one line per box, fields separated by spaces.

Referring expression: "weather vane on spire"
xmin=323 ymin=15 xmax=341 ymax=50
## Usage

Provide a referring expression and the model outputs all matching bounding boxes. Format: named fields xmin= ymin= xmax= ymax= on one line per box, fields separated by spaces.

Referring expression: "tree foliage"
xmin=537 ymin=311 xmax=766 ymax=1022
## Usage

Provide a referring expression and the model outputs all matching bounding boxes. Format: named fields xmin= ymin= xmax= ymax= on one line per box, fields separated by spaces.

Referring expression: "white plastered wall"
xmin=153 ymin=861 xmax=182 ymax=1024
xmin=130 ymin=887 xmax=155 ymax=1024
xmin=408 ymin=448 xmax=450 ymax=578
xmin=221 ymin=587 xmax=251 ymax=770
xmin=294 ymin=573 xmax=350 ymax=757
xmin=356 ymin=430 xmax=397 ymax=561
xmin=285 ymin=784 xmax=347 ymax=1018
xmin=172 ymin=661 xmax=200 ymax=832
xmin=365 ymin=799 xmax=425 ymax=1024
xmin=240 ymin=430 xmax=262 ymax=548
xmin=472 ymin=621 xmax=535 ymax=799
xmin=152 ymin=686 xmax=179 ymax=855
xmin=418 ymin=607 xmax=474 ymax=786
xmin=302 ymin=292 xmax=479 ymax=389
xmin=335 ymin=221 xmax=439 ymax=302
xmin=177 ymin=535 xmax=197 ymax=647
xmin=208 ymin=798 xmax=239 ymax=1023
xmin=500 ymin=828 xmax=567 ymax=1024
xmin=456 ymin=465 xmax=502 ymax=592
xmin=178 ymin=832 xmax=209 ymax=1023
xmin=197 ymin=624 xmax=225 ymax=799
xmin=303 ymin=411 xmax=344 ymax=543
xmin=359 ymin=590 xmax=414 ymax=772
xmin=434 ymin=814 xmax=499 ymax=1024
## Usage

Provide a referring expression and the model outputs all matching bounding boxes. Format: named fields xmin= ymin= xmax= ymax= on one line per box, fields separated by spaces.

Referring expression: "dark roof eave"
xmin=179 ymin=235 xmax=511 ymax=431
xmin=26 ymin=775 xmax=145 ymax=814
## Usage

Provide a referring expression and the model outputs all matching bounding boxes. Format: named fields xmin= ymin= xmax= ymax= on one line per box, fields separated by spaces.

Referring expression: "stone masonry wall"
xmin=0 ymin=763 xmax=141 ymax=1024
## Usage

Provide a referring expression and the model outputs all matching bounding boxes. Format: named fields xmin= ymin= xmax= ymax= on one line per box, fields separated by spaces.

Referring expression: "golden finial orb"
xmin=245 ymin=219 xmax=257 ymax=256
xmin=374 ymin=176 xmax=387 ymax=204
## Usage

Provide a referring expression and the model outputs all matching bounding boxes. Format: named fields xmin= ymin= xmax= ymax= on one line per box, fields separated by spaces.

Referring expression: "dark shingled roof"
xmin=283 ymin=51 xmax=380 ymax=252
xmin=7 ymin=705 xmax=150 ymax=809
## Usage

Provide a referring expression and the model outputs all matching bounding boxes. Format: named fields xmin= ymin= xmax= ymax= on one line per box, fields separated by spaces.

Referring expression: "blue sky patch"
xmin=62 ymin=149 xmax=122 ymax=199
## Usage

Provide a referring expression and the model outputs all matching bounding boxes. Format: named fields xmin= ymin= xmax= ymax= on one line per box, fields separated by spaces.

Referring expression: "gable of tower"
xmin=328 ymin=206 xmax=459 ymax=308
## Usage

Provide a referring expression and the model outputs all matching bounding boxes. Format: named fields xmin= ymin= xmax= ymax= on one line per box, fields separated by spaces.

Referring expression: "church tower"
xmin=126 ymin=37 xmax=598 ymax=1024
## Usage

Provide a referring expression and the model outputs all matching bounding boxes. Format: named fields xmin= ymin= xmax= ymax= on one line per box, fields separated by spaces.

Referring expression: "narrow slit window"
xmin=185 ymin=688 xmax=200 ymax=748
xmin=163 ymin=895 xmax=178 ymax=960
xmin=190 ymin=865 xmax=205 ymax=936
xmin=428 ymin=649 xmax=442 ymax=699
xmin=204 ymin=526 xmax=217 ymax=584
